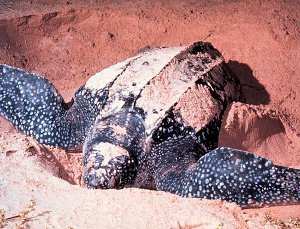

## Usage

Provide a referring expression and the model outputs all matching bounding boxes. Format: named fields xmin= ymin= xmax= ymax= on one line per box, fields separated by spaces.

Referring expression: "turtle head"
xmin=83 ymin=142 xmax=136 ymax=189
xmin=83 ymin=107 xmax=146 ymax=189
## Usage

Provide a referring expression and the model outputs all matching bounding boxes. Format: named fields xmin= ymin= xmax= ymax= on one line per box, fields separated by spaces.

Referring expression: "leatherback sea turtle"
xmin=0 ymin=42 xmax=299 ymax=206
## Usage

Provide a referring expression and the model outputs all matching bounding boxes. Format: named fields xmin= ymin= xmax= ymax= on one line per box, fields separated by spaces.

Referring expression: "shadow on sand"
xmin=227 ymin=60 xmax=270 ymax=105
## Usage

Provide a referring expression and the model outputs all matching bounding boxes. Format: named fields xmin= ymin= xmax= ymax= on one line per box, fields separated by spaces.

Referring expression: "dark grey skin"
xmin=83 ymin=106 xmax=300 ymax=206
xmin=0 ymin=42 xmax=299 ymax=207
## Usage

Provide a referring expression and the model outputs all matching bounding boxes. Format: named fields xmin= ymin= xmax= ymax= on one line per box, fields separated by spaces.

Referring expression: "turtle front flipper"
xmin=0 ymin=64 xmax=108 ymax=149
xmin=152 ymin=137 xmax=300 ymax=206
xmin=83 ymin=107 xmax=146 ymax=189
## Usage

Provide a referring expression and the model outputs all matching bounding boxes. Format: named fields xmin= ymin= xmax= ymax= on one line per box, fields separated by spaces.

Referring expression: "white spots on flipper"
xmin=0 ymin=64 xmax=106 ymax=149
xmin=153 ymin=140 xmax=300 ymax=206
xmin=265 ymin=160 xmax=272 ymax=168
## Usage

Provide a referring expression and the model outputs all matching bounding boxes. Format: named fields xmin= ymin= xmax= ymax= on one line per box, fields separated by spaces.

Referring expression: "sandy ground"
xmin=0 ymin=0 xmax=300 ymax=228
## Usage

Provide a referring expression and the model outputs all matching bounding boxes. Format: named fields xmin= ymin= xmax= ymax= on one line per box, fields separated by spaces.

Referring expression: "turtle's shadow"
xmin=227 ymin=60 xmax=270 ymax=105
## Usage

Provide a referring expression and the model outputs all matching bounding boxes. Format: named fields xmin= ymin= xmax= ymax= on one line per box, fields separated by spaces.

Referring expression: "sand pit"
xmin=0 ymin=0 xmax=299 ymax=228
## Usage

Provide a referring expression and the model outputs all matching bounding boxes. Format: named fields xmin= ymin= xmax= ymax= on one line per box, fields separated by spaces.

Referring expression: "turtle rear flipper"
xmin=0 ymin=64 xmax=107 ymax=148
xmin=152 ymin=138 xmax=300 ymax=206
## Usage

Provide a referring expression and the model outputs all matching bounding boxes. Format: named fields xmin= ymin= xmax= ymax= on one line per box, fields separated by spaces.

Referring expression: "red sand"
xmin=0 ymin=1 xmax=299 ymax=228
